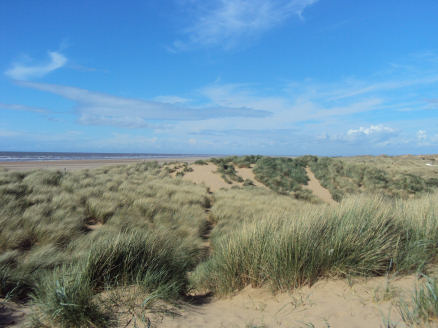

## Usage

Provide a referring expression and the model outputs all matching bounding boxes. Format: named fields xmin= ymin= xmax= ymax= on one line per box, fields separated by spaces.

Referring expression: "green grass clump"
xmin=32 ymin=230 xmax=198 ymax=327
xmin=253 ymin=157 xmax=308 ymax=194
xmin=232 ymin=155 xmax=263 ymax=168
xmin=32 ymin=268 xmax=109 ymax=328
xmin=211 ymin=157 xmax=244 ymax=183
xmin=79 ymin=231 xmax=197 ymax=292
xmin=192 ymin=194 xmax=438 ymax=295
xmin=194 ymin=159 xmax=209 ymax=165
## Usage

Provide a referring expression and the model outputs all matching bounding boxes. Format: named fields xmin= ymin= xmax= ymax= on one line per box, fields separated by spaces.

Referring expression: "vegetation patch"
xmin=192 ymin=194 xmax=438 ymax=295
xmin=309 ymin=156 xmax=436 ymax=201
xmin=2 ymin=155 xmax=438 ymax=326
xmin=253 ymin=157 xmax=309 ymax=195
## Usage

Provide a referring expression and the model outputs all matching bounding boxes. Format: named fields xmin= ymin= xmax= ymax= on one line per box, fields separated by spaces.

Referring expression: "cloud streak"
xmin=5 ymin=51 xmax=67 ymax=80
xmin=173 ymin=0 xmax=318 ymax=50
xmin=18 ymin=81 xmax=271 ymax=128
xmin=0 ymin=102 xmax=49 ymax=114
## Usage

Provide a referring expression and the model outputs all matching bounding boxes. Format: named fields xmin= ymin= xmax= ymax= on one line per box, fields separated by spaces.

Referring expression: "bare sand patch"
xmin=181 ymin=163 xmax=236 ymax=192
xmin=0 ymin=299 xmax=30 ymax=328
xmin=235 ymin=166 xmax=265 ymax=188
xmin=177 ymin=163 xmax=267 ymax=192
xmin=304 ymin=167 xmax=336 ymax=205
xmin=159 ymin=276 xmax=417 ymax=328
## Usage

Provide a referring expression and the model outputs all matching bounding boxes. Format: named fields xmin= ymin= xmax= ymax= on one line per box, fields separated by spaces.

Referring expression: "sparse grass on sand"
xmin=399 ymin=274 xmax=438 ymax=327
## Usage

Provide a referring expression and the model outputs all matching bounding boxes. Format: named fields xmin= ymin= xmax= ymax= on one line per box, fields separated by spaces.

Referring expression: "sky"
xmin=1 ymin=0 xmax=438 ymax=156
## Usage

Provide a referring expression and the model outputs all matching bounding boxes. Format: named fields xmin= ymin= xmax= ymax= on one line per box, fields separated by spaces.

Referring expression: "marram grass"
xmin=192 ymin=194 xmax=438 ymax=295
xmin=1 ymin=157 xmax=438 ymax=326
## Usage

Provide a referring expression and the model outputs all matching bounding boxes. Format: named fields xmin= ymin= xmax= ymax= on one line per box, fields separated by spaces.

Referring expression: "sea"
xmin=0 ymin=151 xmax=210 ymax=162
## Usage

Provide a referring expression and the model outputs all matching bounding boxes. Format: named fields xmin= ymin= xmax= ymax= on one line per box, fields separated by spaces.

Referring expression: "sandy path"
xmin=235 ymin=166 xmax=265 ymax=187
xmin=303 ymin=167 xmax=336 ymax=205
xmin=159 ymin=276 xmax=417 ymax=328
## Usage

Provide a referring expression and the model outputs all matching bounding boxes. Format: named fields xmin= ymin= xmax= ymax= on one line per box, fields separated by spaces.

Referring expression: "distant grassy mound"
xmin=309 ymin=156 xmax=437 ymax=201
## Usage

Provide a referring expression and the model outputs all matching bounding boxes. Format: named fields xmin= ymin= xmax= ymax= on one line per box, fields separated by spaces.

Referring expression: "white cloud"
xmin=417 ymin=129 xmax=427 ymax=141
xmin=342 ymin=124 xmax=398 ymax=147
xmin=174 ymin=0 xmax=318 ymax=50
xmin=5 ymin=51 xmax=67 ymax=80
xmin=313 ymin=125 xmax=400 ymax=149
xmin=416 ymin=129 xmax=438 ymax=146
xmin=18 ymin=81 xmax=270 ymax=128
xmin=347 ymin=125 xmax=395 ymax=137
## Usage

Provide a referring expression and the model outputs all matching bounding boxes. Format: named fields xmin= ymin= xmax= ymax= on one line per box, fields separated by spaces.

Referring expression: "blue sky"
xmin=1 ymin=0 xmax=438 ymax=155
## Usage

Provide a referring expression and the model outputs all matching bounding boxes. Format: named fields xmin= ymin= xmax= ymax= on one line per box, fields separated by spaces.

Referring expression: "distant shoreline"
xmin=0 ymin=157 xmax=210 ymax=171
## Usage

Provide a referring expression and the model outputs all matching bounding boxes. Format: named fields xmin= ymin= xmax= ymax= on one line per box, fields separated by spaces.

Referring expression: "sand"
xmin=235 ymin=166 xmax=265 ymax=188
xmin=181 ymin=163 xmax=234 ymax=192
xmin=0 ymin=276 xmax=425 ymax=328
xmin=303 ymin=167 xmax=336 ymax=205
xmin=0 ymin=157 xmax=209 ymax=172
xmin=178 ymin=163 xmax=266 ymax=192
xmin=0 ymin=299 xmax=30 ymax=328
xmin=175 ymin=164 xmax=335 ymax=204
xmin=159 ymin=275 xmax=418 ymax=328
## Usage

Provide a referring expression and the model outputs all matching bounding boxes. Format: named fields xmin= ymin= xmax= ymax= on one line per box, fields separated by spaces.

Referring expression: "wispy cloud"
xmin=0 ymin=102 xmax=49 ymax=114
xmin=153 ymin=95 xmax=191 ymax=104
xmin=18 ymin=81 xmax=271 ymax=128
xmin=425 ymin=98 xmax=438 ymax=109
xmin=5 ymin=51 xmax=67 ymax=80
xmin=198 ymin=82 xmax=383 ymax=127
xmin=0 ymin=129 xmax=21 ymax=137
xmin=323 ymin=76 xmax=438 ymax=101
xmin=173 ymin=0 xmax=318 ymax=50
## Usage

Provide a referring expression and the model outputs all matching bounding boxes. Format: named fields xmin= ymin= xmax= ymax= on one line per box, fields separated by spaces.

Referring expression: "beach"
xmin=0 ymin=157 xmax=210 ymax=171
